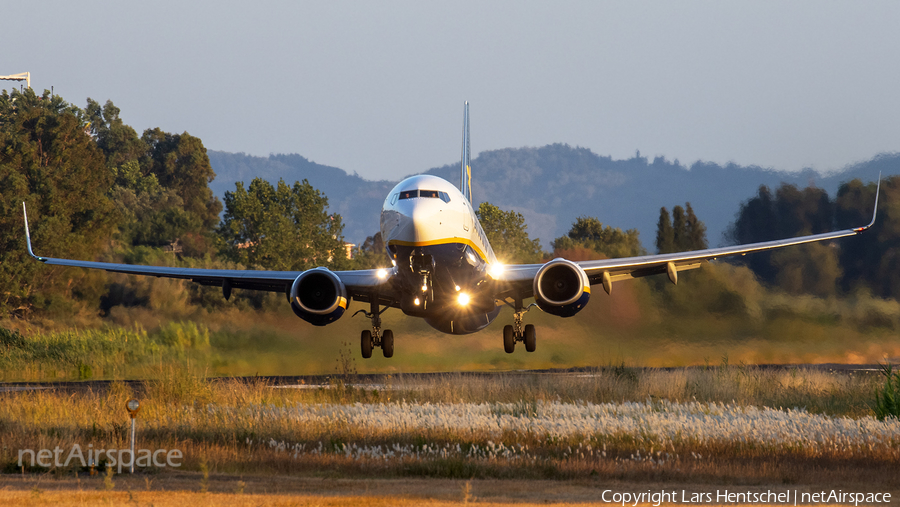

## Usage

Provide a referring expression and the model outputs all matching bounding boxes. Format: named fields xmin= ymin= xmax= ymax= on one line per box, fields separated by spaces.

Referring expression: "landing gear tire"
xmin=524 ymin=324 xmax=536 ymax=352
xmin=361 ymin=330 xmax=373 ymax=359
xmin=382 ymin=329 xmax=394 ymax=358
xmin=503 ymin=325 xmax=515 ymax=353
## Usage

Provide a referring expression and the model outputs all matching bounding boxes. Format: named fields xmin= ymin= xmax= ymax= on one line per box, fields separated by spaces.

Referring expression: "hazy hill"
xmin=208 ymin=147 xmax=900 ymax=249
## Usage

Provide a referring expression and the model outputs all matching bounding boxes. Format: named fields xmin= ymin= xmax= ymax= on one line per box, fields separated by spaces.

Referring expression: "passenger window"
xmin=399 ymin=190 xmax=417 ymax=200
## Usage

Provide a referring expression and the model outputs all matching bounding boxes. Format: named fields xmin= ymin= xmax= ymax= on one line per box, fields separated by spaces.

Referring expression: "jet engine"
xmin=533 ymin=259 xmax=590 ymax=317
xmin=290 ymin=268 xmax=348 ymax=326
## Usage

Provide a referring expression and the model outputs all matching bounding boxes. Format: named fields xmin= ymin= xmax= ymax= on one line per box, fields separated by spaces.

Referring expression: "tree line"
xmin=0 ymin=89 xmax=348 ymax=317
xmin=726 ymin=179 xmax=899 ymax=298
xmin=0 ymin=88 xmax=896 ymax=321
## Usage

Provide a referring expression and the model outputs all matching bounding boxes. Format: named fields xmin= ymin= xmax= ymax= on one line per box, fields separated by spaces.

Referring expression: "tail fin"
xmin=460 ymin=102 xmax=472 ymax=202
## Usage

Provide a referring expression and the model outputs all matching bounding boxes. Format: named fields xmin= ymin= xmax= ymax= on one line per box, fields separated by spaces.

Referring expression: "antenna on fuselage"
xmin=460 ymin=102 xmax=472 ymax=202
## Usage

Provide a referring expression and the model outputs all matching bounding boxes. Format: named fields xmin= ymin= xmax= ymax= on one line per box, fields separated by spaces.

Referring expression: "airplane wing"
xmin=493 ymin=177 xmax=880 ymax=300
xmin=22 ymin=203 xmax=398 ymax=304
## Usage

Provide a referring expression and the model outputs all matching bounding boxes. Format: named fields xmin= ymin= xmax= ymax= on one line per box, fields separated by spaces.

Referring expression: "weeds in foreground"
xmin=0 ymin=323 xmax=213 ymax=381
xmin=873 ymin=363 xmax=900 ymax=420
xmin=462 ymin=480 xmax=474 ymax=504
xmin=0 ymin=365 xmax=896 ymax=489
xmin=334 ymin=340 xmax=357 ymax=380
xmin=199 ymin=459 xmax=209 ymax=493
xmin=103 ymin=466 xmax=114 ymax=491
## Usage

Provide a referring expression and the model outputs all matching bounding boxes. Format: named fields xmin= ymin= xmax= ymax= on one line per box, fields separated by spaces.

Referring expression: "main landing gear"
xmin=353 ymin=299 xmax=393 ymax=359
xmin=502 ymin=300 xmax=537 ymax=354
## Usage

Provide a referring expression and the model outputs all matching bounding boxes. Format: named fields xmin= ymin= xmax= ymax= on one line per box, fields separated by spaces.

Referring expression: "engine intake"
xmin=533 ymin=259 xmax=590 ymax=317
xmin=290 ymin=268 xmax=348 ymax=326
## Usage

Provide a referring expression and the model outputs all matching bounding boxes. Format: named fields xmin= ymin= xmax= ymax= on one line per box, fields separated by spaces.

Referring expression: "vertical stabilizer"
xmin=460 ymin=102 xmax=472 ymax=202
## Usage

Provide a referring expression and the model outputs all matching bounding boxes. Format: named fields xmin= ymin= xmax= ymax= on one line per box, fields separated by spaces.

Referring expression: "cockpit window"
xmin=399 ymin=189 xmax=449 ymax=201
xmin=390 ymin=193 xmax=398 ymax=205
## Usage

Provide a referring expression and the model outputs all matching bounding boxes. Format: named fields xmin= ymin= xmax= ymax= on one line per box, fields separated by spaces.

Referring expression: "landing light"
xmin=488 ymin=263 xmax=505 ymax=279
xmin=376 ymin=268 xmax=388 ymax=279
xmin=422 ymin=284 xmax=428 ymax=292
xmin=457 ymin=293 xmax=471 ymax=306
xmin=125 ymin=399 xmax=141 ymax=417
xmin=414 ymin=297 xmax=420 ymax=306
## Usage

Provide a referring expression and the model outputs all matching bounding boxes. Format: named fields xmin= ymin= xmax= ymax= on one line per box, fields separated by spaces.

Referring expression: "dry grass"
xmin=0 ymin=367 xmax=896 ymax=490
xmin=362 ymin=366 xmax=881 ymax=416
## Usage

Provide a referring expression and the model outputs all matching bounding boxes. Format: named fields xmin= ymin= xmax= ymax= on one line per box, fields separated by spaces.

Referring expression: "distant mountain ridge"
xmin=208 ymin=146 xmax=900 ymax=250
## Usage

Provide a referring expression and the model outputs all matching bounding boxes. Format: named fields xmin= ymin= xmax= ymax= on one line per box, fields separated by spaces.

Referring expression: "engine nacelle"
xmin=290 ymin=268 xmax=348 ymax=326
xmin=533 ymin=258 xmax=590 ymax=317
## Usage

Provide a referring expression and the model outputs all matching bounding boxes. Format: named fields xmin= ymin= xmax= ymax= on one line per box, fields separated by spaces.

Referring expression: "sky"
xmin=6 ymin=1 xmax=900 ymax=181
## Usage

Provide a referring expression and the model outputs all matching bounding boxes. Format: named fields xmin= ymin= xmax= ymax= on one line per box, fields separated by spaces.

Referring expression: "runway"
xmin=0 ymin=363 xmax=885 ymax=393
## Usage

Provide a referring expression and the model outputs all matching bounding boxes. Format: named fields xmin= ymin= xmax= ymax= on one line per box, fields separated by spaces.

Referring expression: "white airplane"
xmin=23 ymin=103 xmax=880 ymax=359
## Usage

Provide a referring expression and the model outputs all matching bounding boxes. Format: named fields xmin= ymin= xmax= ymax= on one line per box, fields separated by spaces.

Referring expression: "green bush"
xmin=152 ymin=321 xmax=210 ymax=350
xmin=873 ymin=363 xmax=900 ymax=420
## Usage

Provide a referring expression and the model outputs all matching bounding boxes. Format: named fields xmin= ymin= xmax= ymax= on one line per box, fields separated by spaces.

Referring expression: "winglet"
xmin=854 ymin=172 xmax=881 ymax=233
xmin=22 ymin=202 xmax=45 ymax=261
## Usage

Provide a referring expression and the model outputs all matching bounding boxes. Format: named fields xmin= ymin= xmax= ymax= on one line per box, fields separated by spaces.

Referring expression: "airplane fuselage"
xmin=380 ymin=174 xmax=501 ymax=334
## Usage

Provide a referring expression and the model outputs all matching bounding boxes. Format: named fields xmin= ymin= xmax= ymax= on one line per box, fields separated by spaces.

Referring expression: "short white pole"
xmin=125 ymin=398 xmax=141 ymax=474
xmin=130 ymin=417 xmax=136 ymax=474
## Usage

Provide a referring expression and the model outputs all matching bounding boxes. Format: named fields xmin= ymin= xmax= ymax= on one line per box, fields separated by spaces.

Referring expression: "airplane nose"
xmin=410 ymin=203 xmax=437 ymax=240
xmin=410 ymin=202 xmax=437 ymax=222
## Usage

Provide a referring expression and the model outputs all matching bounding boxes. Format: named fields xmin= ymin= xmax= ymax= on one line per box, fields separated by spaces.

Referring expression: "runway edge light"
xmin=125 ymin=398 xmax=141 ymax=473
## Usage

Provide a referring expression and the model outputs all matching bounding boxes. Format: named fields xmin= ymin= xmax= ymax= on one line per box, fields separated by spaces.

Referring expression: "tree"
xmin=218 ymin=178 xmax=348 ymax=271
xmin=672 ymin=205 xmax=687 ymax=251
xmin=0 ymin=89 xmax=118 ymax=314
xmin=353 ymin=231 xmax=390 ymax=269
xmin=685 ymin=203 xmax=708 ymax=250
xmin=552 ymin=217 xmax=644 ymax=259
xmin=656 ymin=203 xmax=706 ymax=254
xmin=656 ymin=207 xmax=675 ymax=254
xmin=729 ymin=185 xmax=778 ymax=243
xmin=142 ymin=128 xmax=222 ymax=232
xmin=84 ymin=98 xmax=147 ymax=168
xmin=727 ymin=182 xmax=847 ymax=295
xmin=84 ymin=101 xmax=221 ymax=251
xmin=835 ymin=176 xmax=900 ymax=298
xmin=771 ymin=243 xmax=841 ymax=297
xmin=475 ymin=202 xmax=544 ymax=263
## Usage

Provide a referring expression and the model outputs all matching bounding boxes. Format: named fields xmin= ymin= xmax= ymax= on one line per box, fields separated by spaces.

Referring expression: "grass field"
xmin=2 ymin=270 xmax=899 ymax=504
xmin=2 ymin=294 xmax=899 ymax=381
xmin=2 ymin=367 xmax=899 ymax=505
xmin=1 ymin=368 xmax=897 ymax=487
